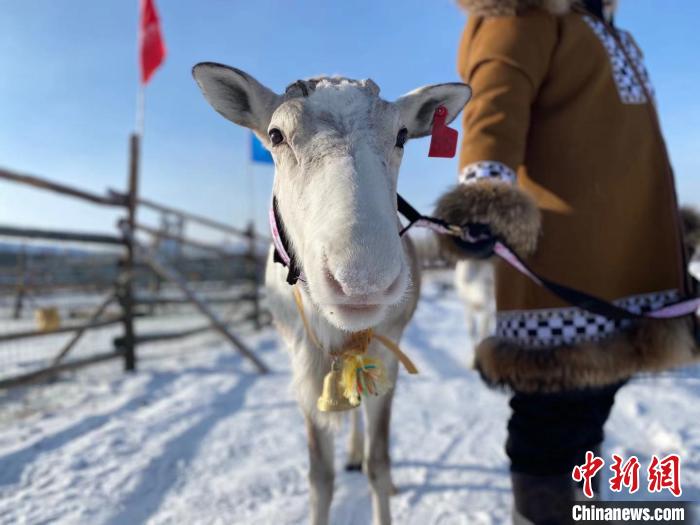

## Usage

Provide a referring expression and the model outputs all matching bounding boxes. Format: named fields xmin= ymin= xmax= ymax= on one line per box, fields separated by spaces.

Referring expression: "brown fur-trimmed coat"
xmin=436 ymin=0 xmax=699 ymax=392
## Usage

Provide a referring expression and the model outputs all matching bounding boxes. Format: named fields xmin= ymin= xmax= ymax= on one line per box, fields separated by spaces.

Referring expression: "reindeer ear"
xmin=192 ymin=62 xmax=281 ymax=140
xmin=395 ymin=83 xmax=472 ymax=139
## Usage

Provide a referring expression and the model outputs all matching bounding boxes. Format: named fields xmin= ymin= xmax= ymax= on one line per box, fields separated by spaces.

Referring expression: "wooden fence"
xmin=0 ymin=142 xmax=272 ymax=389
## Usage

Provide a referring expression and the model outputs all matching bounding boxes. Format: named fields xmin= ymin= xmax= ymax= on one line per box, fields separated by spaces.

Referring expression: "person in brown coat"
xmin=434 ymin=0 xmax=699 ymax=522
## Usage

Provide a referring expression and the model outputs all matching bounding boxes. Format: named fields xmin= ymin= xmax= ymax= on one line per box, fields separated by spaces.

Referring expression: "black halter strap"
xmin=396 ymin=194 xmax=447 ymax=235
xmin=272 ymin=196 xmax=303 ymax=285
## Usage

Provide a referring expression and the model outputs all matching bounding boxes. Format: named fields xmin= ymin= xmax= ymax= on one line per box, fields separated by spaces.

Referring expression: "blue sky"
xmin=1 ymin=1 xmax=698 ymax=239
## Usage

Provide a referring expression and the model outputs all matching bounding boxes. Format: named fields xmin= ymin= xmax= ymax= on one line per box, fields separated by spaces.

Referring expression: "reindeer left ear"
xmin=192 ymin=62 xmax=281 ymax=141
xmin=396 ymin=83 xmax=472 ymax=139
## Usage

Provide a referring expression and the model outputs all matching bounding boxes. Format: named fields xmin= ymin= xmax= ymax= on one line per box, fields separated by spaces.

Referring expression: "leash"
xmin=271 ymin=193 xmax=699 ymax=323
xmin=396 ymin=196 xmax=700 ymax=322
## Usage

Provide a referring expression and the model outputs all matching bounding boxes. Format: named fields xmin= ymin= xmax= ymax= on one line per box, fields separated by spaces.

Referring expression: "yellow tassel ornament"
xmin=341 ymin=353 xmax=391 ymax=406
xmin=292 ymin=286 xmax=418 ymax=413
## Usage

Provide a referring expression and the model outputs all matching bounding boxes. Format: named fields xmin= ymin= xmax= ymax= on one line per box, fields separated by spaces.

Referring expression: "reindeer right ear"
xmin=192 ymin=62 xmax=281 ymax=140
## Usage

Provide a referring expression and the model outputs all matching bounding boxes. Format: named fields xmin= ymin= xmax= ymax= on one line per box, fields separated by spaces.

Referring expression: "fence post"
xmin=12 ymin=245 xmax=27 ymax=320
xmin=120 ymin=133 xmax=140 ymax=371
xmin=246 ymin=221 xmax=261 ymax=330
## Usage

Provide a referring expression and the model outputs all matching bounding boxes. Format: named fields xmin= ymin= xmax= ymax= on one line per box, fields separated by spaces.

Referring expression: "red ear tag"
xmin=428 ymin=105 xmax=458 ymax=158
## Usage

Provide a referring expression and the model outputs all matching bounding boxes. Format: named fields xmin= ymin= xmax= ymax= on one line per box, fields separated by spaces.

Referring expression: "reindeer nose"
xmin=323 ymin=258 xmax=403 ymax=300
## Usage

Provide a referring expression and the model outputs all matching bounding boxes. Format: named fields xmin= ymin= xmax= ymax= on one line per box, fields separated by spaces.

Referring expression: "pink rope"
xmin=268 ymin=206 xmax=290 ymax=266
xmin=647 ymin=299 xmax=700 ymax=319
xmin=493 ymin=242 xmax=543 ymax=286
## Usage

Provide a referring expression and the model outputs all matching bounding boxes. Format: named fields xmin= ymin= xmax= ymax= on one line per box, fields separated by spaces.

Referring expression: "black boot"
xmin=511 ymin=472 xmax=577 ymax=525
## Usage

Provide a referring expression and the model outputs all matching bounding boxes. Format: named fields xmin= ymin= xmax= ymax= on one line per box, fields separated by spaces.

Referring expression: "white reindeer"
xmin=454 ymin=260 xmax=495 ymax=341
xmin=193 ymin=63 xmax=471 ymax=525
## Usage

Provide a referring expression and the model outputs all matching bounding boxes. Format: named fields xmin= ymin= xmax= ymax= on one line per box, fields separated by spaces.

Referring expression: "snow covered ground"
xmin=1 ymin=272 xmax=698 ymax=524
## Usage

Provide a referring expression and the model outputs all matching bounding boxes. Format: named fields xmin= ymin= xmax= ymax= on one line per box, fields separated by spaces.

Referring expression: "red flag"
xmin=139 ymin=0 xmax=166 ymax=84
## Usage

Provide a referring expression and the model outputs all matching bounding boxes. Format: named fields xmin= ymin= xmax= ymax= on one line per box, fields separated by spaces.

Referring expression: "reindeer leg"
xmin=478 ymin=308 xmax=491 ymax=340
xmin=469 ymin=312 xmax=479 ymax=340
xmin=345 ymin=407 xmax=364 ymax=471
xmin=306 ymin=416 xmax=335 ymax=525
xmin=363 ymin=389 xmax=395 ymax=525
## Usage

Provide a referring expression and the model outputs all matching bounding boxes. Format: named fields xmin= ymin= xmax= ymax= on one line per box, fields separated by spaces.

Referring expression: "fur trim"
xmin=475 ymin=317 xmax=700 ymax=393
xmin=456 ymin=0 xmax=577 ymax=17
xmin=681 ymin=206 xmax=700 ymax=259
xmin=433 ymin=180 xmax=541 ymax=258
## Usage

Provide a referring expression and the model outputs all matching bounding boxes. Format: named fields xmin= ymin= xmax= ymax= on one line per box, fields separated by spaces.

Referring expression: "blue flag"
xmin=250 ymin=133 xmax=274 ymax=164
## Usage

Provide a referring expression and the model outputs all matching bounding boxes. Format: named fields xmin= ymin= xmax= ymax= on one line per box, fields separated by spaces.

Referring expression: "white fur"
xmin=193 ymin=64 xmax=471 ymax=525
xmin=455 ymin=260 xmax=495 ymax=341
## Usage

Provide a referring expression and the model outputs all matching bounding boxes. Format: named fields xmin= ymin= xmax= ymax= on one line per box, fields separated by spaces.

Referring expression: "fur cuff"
xmin=475 ymin=317 xmax=700 ymax=393
xmin=434 ymin=179 xmax=541 ymax=259
xmin=456 ymin=0 xmax=576 ymax=17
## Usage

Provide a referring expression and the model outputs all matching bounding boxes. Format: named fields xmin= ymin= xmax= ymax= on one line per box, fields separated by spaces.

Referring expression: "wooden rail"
xmin=108 ymin=190 xmax=272 ymax=243
xmin=0 ymin=225 xmax=125 ymax=245
xmin=134 ymin=293 xmax=256 ymax=305
xmin=134 ymin=222 xmax=234 ymax=257
xmin=0 ymin=167 xmax=126 ymax=207
xmin=133 ymin=308 xmax=266 ymax=344
xmin=137 ymin=195 xmax=250 ymax=237
xmin=0 ymin=350 xmax=124 ymax=390
xmin=0 ymin=317 xmax=125 ymax=343
xmin=51 ymin=294 xmax=117 ymax=366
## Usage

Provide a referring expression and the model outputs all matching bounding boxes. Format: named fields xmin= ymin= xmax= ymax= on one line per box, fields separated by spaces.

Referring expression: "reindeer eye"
xmin=395 ymin=128 xmax=408 ymax=148
xmin=268 ymin=128 xmax=284 ymax=146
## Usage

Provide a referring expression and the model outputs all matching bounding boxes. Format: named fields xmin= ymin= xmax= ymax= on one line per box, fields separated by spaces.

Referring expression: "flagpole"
xmin=135 ymin=84 xmax=145 ymax=137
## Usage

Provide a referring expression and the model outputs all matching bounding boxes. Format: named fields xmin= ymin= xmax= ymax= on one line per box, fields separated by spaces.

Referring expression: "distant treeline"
xmin=0 ymin=243 xmax=264 ymax=293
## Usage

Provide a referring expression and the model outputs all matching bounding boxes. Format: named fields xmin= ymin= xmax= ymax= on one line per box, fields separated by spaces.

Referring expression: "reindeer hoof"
xmin=344 ymin=462 xmax=362 ymax=472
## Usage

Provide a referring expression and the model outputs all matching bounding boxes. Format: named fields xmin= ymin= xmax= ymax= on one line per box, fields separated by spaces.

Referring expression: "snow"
xmin=1 ymin=272 xmax=698 ymax=524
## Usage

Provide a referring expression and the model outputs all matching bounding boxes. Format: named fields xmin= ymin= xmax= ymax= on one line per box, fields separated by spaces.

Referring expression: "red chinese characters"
xmin=609 ymin=454 xmax=640 ymax=494
xmin=573 ymin=452 xmax=682 ymax=498
xmin=648 ymin=454 xmax=682 ymax=497
xmin=572 ymin=451 xmax=606 ymax=498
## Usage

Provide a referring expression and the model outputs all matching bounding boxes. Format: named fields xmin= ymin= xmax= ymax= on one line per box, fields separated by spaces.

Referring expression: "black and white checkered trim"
xmin=583 ymin=16 xmax=655 ymax=105
xmin=496 ymin=289 xmax=680 ymax=348
xmin=459 ymin=161 xmax=516 ymax=185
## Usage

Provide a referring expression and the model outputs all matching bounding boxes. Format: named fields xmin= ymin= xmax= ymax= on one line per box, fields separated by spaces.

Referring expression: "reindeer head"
xmin=193 ymin=64 xmax=470 ymax=331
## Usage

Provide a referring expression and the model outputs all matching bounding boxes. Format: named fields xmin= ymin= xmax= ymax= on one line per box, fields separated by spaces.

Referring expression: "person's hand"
xmin=449 ymin=223 xmax=495 ymax=259
xmin=433 ymin=181 xmax=541 ymax=261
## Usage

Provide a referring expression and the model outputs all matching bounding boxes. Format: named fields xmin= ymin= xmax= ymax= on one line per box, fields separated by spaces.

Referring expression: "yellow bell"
xmin=317 ymin=360 xmax=359 ymax=412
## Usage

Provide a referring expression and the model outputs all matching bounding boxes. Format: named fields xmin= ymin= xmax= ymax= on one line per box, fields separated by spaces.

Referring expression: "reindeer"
xmin=454 ymin=259 xmax=495 ymax=342
xmin=193 ymin=63 xmax=471 ymax=525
